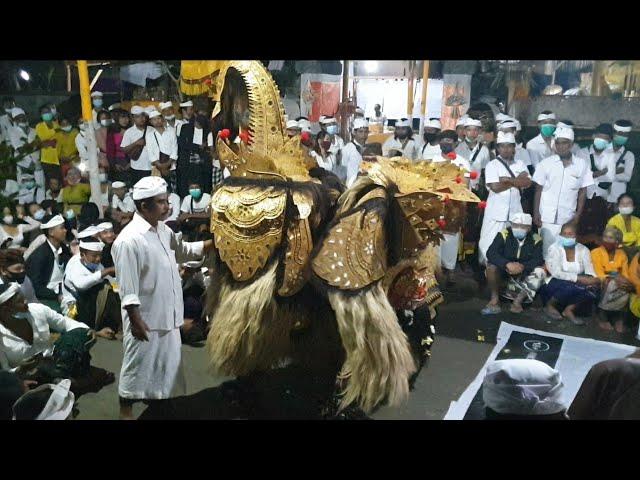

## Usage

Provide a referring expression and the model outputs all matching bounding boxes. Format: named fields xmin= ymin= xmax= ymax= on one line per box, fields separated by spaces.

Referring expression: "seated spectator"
xmin=483 ymin=213 xmax=544 ymax=315
xmin=164 ymin=182 xmax=181 ymax=229
xmin=0 ymin=249 xmax=37 ymax=303
xmin=77 ymin=202 xmax=100 ymax=232
xmin=626 ymin=253 xmax=640 ymax=332
xmin=482 ymin=359 xmax=567 ymax=420
xmin=568 ymin=352 xmax=640 ymax=420
xmin=61 ymin=167 xmax=91 ymax=217
xmin=0 ymin=205 xmax=41 ymax=249
xmin=61 ymin=227 xmax=120 ymax=339
xmin=12 ymin=378 xmax=76 ymax=420
xmin=94 ymin=222 xmax=116 ymax=269
xmin=45 ymin=177 xmax=63 ymax=203
xmin=180 ymin=259 xmax=207 ymax=345
xmin=607 ymin=193 xmax=640 ymax=261
xmin=179 ymin=181 xmax=211 ymax=239
xmin=591 ymin=226 xmax=635 ymax=332
xmin=24 ymin=215 xmax=72 ymax=311
xmin=540 ymin=222 xmax=600 ymax=325
xmin=17 ymin=173 xmax=45 ymax=205
xmin=110 ymin=181 xmax=135 ymax=226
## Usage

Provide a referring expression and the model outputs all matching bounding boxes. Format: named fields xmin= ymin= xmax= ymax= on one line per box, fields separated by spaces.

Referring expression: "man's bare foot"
xmin=510 ymin=302 xmax=524 ymax=314
xmin=544 ymin=305 xmax=563 ymax=320
xmin=614 ymin=320 xmax=628 ymax=334
xmin=562 ymin=306 xmax=585 ymax=325
xmin=119 ymin=404 xmax=135 ymax=420
xmin=598 ymin=321 xmax=614 ymax=331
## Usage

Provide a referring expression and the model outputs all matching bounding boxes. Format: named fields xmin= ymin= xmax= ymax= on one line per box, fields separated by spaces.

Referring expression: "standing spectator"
xmin=478 ymin=132 xmax=531 ymax=265
xmin=320 ymin=116 xmax=344 ymax=157
xmin=176 ymin=111 xmax=213 ymax=197
xmin=110 ymin=181 xmax=135 ymax=227
xmin=25 ymin=215 xmax=72 ymax=311
xmin=54 ymin=116 xmax=79 ymax=181
xmin=540 ymin=222 xmax=600 ymax=324
xmin=455 ymin=116 xmax=468 ymax=143
xmin=17 ymin=174 xmax=45 ymax=205
xmin=285 ymin=120 xmax=301 ymax=138
xmin=90 ymin=91 xmax=103 ymax=124
xmin=0 ymin=249 xmax=37 ymax=304
xmin=35 ymin=105 xmax=60 ymax=184
xmin=120 ymin=106 xmax=151 ymax=186
xmin=532 ymin=127 xmax=593 ymax=257
xmin=311 ymin=131 xmax=338 ymax=175
xmin=455 ymin=118 xmax=491 ymax=190
xmin=591 ymin=226 xmax=634 ymax=332
xmin=526 ymin=111 xmax=557 ymax=169
xmin=177 ymin=100 xmax=195 ymax=136
xmin=60 ymin=168 xmax=91 ymax=217
xmin=159 ymin=101 xmax=179 ymax=130
xmin=341 ymin=119 xmax=369 ymax=187
xmin=165 ymin=183 xmax=181 ymax=227
xmin=382 ymin=119 xmax=419 ymax=160
xmin=8 ymin=108 xmax=44 ymax=187
xmin=147 ymin=109 xmax=178 ymax=191
xmin=607 ymin=193 xmax=640 ymax=260
xmin=106 ymin=109 xmax=131 ymax=186
xmin=607 ymin=120 xmax=635 ymax=209
xmin=95 ymin=110 xmax=112 ymax=171
xmin=419 ymin=119 xmax=442 ymax=160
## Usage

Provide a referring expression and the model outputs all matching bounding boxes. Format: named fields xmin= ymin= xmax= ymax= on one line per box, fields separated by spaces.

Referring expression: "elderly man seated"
xmin=483 ymin=213 xmax=544 ymax=315
xmin=482 ymin=359 xmax=567 ymax=420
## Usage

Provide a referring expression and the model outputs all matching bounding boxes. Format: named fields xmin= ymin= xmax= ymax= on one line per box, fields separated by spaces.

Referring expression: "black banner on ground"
xmin=462 ymin=331 xmax=564 ymax=420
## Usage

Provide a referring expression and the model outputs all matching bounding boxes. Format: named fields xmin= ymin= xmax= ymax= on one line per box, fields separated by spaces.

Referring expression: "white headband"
xmin=0 ymin=283 xmax=21 ymax=305
xmin=14 ymin=379 xmax=75 ymax=421
xmin=40 ymin=214 xmax=65 ymax=230
xmin=77 ymin=225 xmax=100 ymax=239
xmin=159 ymin=101 xmax=173 ymax=111
xmin=111 ymin=181 xmax=126 ymax=189
xmin=537 ymin=113 xmax=556 ymax=121
xmin=179 ymin=101 xmax=194 ymax=108
xmin=395 ymin=119 xmax=410 ymax=127
xmin=424 ymin=119 xmax=441 ymax=130
xmin=79 ymin=240 xmax=105 ymax=252
xmin=614 ymin=124 xmax=632 ymax=133
xmin=95 ymin=222 xmax=113 ymax=232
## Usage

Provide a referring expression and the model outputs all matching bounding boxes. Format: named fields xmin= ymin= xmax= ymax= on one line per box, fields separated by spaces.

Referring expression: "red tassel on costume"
xmin=446 ymin=152 xmax=457 ymax=160
xmin=478 ymin=201 xmax=487 ymax=209
xmin=455 ymin=176 xmax=462 ymax=184
xmin=219 ymin=129 xmax=231 ymax=140
xmin=469 ymin=171 xmax=479 ymax=180
xmin=300 ymin=131 xmax=311 ymax=143
xmin=437 ymin=218 xmax=447 ymax=229
xmin=239 ymin=130 xmax=251 ymax=144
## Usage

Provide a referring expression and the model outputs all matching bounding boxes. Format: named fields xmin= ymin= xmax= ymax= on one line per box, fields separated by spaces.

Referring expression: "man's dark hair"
xmin=295 ymin=116 xmax=308 ymax=121
xmin=595 ymin=123 xmax=614 ymax=137
xmin=0 ymin=249 xmax=25 ymax=269
xmin=559 ymin=119 xmax=574 ymax=126
xmin=12 ymin=388 xmax=53 ymax=420
xmin=540 ymin=110 xmax=554 ymax=115
xmin=438 ymin=130 xmax=458 ymax=142
xmin=39 ymin=104 xmax=51 ymax=114
xmin=40 ymin=200 xmax=59 ymax=215
xmin=134 ymin=198 xmax=157 ymax=213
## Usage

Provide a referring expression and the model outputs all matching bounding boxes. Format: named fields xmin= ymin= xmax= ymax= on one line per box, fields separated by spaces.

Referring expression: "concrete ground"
xmin=75 ymin=278 xmax=640 ymax=420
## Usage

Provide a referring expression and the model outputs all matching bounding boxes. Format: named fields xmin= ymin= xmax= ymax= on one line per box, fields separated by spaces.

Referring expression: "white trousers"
xmin=478 ymin=218 xmax=508 ymax=266
xmin=119 ymin=327 xmax=186 ymax=400
xmin=540 ymin=222 xmax=563 ymax=259
xmin=440 ymin=232 xmax=460 ymax=270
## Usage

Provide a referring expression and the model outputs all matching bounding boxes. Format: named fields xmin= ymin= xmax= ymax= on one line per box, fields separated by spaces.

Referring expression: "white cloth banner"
xmin=444 ymin=322 xmax=636 ymax=420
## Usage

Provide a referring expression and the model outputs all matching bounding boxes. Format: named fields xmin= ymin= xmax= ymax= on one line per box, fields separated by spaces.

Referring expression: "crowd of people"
xmin=0 ymin=86 xmax=638 ymax=419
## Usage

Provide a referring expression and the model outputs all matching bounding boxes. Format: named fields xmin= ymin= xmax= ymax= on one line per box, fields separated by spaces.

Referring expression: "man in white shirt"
xmin=112 ymin=176 xmax=213 ymax=419
xmin=607 ymin=120 xmax=635 ymax=208
xmin=146 ymin=109 xmax=178 ymax=188
xmin=478 ymin=132 xmax=531 ymax=265
xmin=526 ymin=111 xmax=557 ymax=170
xmin=497 ymin=119 xmax=532 ymax=169
xmin=532 ymin=127 xmax=594 ymax=258
xmin=418 ymin=118 xmax=442 ymax=160
xmin=159 ymin=101 xmax=178 ymax=130
xmin=455 ymin=118 xmax=491 ymax=191
xmin=455 ymin=115 xmax=468 ymax=143
xmin=341 ymin=118 xmax=370 ymax=187
xmin=8 ymin=108 xmax=44 ymax=187
xmin=320 ymin=116 xmax=344 ymax=156
xmin=120 ymin=106 xmax=151 ymax=185
xmin=285 ymin=119 xmax=301 ymax=138
xmin=383 ymin=119 xmax=420 ymax=160
xmin=578 ymin=123 xmax=616 ymax=242
xmin=179 ymin=181 xmax=211 ymax=238
xmin=17 ymin=173 xmax=45 ymax=205
xmin=110 ymin=181 xmax=135 ymax=226
xmin=166 ymin=185 xmax=181 ymax=224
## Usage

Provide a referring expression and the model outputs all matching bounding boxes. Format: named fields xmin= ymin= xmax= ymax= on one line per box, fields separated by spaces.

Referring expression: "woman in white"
xmin=310 ymin=131 xmax=339 ymax=174
xmin=0 ymin=206 xmax=41 ymax=249
xmin=541 ymin=223 xmax=601 ymax=325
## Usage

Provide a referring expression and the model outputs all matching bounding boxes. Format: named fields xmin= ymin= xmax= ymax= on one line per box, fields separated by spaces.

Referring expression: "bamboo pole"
xmin=420 ymin=60 xmax=430 ymax=130
xmin=341 ymin=60 xmax=350 ymax=141
xmin=407 ymin=60 xmax=415 ymax=119
xmin=77 ymin=60 xmax=104 ymax=218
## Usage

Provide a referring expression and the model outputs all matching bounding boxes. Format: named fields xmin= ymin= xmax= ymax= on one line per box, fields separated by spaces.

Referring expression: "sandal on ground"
xmin=481 ymin=304 xmax=501 ymax=315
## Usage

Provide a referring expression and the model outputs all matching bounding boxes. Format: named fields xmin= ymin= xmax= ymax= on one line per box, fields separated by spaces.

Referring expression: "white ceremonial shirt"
xmin=112 ymin=212 xmax=204 ymax=331
xmin=147 ymin=126 xmax=178 ymax=171
xmin=545 ymin=243 xmax=596 ymax=282
xmin=526 ymin=133 xmax=554 ymax=169
xmin=515 ymin=144 xmax=532 ymax=167
xmin=431 ymin=152 xmax=471 ymax=172
xmin=62 ymin=254 xmax=104 ymax=297
xmin=180 ymin=193 xmax=212 ymax=214
xmin=1 ymin=179 xmax=19 ymax=199
xmin=329 ymin=135 xmax=344 ymax=156
xmin=532 ymin=154 xmax=594 ymax=225
xmin=120 ymin=125 xmax=152 ymax=171
xmin=341 ymin=140 xmax=365 ymax=187
xmin=111 ymin=192 xmax=136 ymax=213
xmin=419 ymin=142 xmax=441 ymax=160
xmin=17 ymin=185 xmax=45 ymax=205
xmin=382 ymin=136 xmax=420 ymax=160
xmin=484 ymin=157 xmax=529 ymax=222
xmin=455 ymin=141 xmax=491 ymax=171
xmin=310 ymin=150 xmax=336 ymax=172
xmin=0 ymin=303 xmax=87 ymax=370
xmin=167 ymin=192 xmax=181 ymax=222
xmin=608 ymin=146 xmax=636 ymax=204
xmin=579 ymin=146 xmax=616 ymax=199
xmin=8 ymin=125 xmax=41 ymax=177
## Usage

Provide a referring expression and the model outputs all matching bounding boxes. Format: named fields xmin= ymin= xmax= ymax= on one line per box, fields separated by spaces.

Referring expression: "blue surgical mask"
xmin=512 ymin=228 xmax=527 ymax=240
xmin=326 ymin=125 xmax=338 ymax=135
xmin=33 ymin=209 xmax=46 ymax=221
xmin=593 ymin=138 xmax=609 ymax=151
xmin=189 ymin=188 xmax=202 ymax=200
xmin=41 ymin=112 xmax=53 ymax=122
xmin=65 ymin=209 xmax=75 ymax=220
xmin=84 ymin=262 xmax=101 ymax=272
xmin=613 ymin=135 xmax=628 ymax=147
xmin=93 ymin=99 xmax=103 ymax=108
xmin=559 ymin=236 xmax=576 ymax=248
xmin=540 ymin=124 xmax=556 ymax=137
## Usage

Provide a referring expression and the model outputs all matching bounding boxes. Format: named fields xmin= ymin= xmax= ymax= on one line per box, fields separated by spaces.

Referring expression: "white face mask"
xmin=164 ymin=115 xmax=175 ymax=121
xmin=34 ymin=209 xmax=46 ymax=221
xmin=619 ymin=206 xmax=634 ymax=215
xmin=100 ymin=119 xmax=112 ymax=127
xmin=98 ymin=173 xmax=108 ymax=183
xmin=3 ymin=215 xmax=14 ymax=225
xmin=61 ymin=125 xmax=73 ymax=132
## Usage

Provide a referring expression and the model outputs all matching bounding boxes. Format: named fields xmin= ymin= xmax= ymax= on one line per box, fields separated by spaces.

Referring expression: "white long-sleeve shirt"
xmin=579 ymin=146 xmax=617 ymax=199
xmin=341 ymin=140 xmax=365 ymax=187
xmin=526 ymin=133 xmax=554 ymax=169
xmin=167 ymin=192 xmax=181 ymax=222
xmin=545 ymin=242 xmax=596 ymax=283
xmin=382 ymin=136 xmax=420 ymax=160
xmin=112 ymin=212 xmax=204 ymax=331
xmin=608 ymin=146 xmax=636 ymax=204
xmin=62 ymin=255 xmax=104 ymax=297
xmin=0 ymin=303 xmax=88 ymax=370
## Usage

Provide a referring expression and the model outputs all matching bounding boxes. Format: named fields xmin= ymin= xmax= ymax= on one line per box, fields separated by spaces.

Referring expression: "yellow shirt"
xmin=607 ymin=214 xmax=640 ymax=248
xmin=590 ymin=246 xmax=629 ymax=279
xmin=35 ymin=121 xmax=60 ymax=165
xmin=55 ymin=129 xmax=79 ymax=160
xmin=62 ymin=183 xmax=91 ymax=215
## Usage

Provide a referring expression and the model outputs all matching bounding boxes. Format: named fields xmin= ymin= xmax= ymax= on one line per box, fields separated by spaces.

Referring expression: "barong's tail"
xmin=206 ymin=261 xmax=295 ymax=376
xmin=327 ymin=282 xmax=417 ymax=413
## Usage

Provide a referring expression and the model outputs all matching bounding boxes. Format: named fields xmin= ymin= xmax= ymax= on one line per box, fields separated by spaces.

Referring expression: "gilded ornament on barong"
xmin=312 ymin=207 xmax=387 ymax=291
xmin=278 ymin=217 xmax=313 ymax=297
xmin=210 ymin=185 xmax=287 ymax=281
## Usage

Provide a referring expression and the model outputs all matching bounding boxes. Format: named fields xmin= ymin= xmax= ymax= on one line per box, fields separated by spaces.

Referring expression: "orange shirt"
xmin=590 ymin=246 xmax=629 ymax=280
